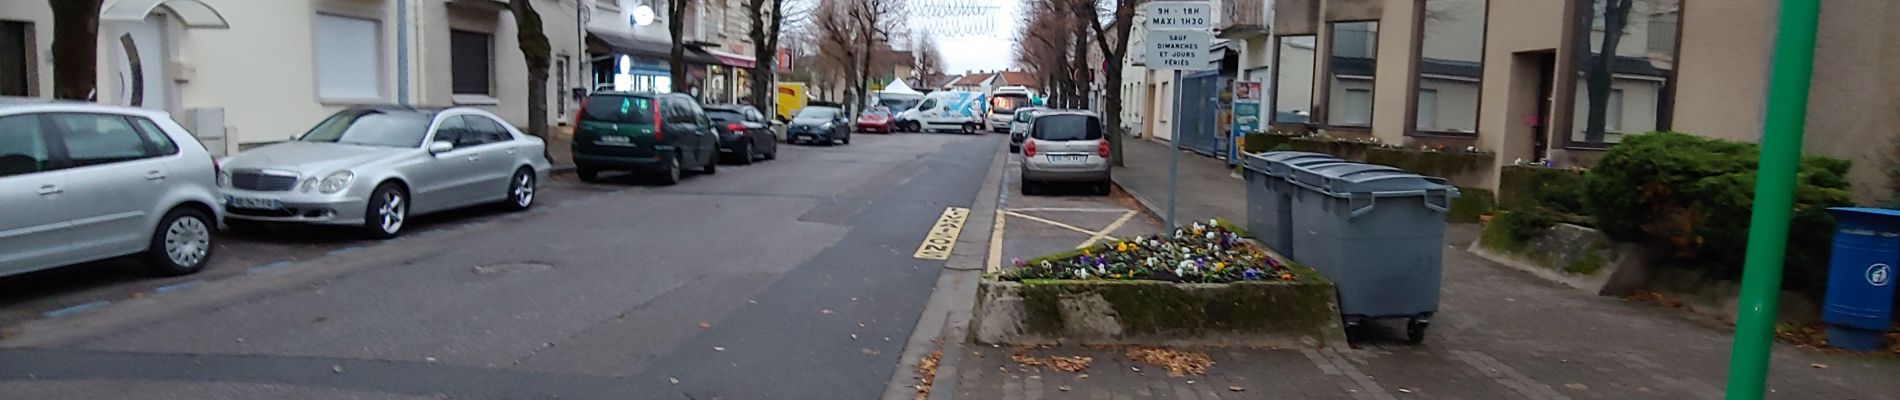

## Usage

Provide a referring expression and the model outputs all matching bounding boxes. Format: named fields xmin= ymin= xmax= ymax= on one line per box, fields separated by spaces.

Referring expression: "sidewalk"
xmin=546 ymin=125 xmax=574 ymax=171
xmin=939 ymin=136 xmax=1900 ymax=399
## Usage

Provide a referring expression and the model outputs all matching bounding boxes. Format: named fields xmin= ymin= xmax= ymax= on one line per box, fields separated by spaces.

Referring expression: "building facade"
xmin=1271 ymin=0 xmax=1900 ymax=202
xmin=0 ymin=0 xmax=590 ymax=155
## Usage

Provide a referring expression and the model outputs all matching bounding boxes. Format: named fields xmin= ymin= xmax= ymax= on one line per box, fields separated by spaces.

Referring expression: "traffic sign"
xmin=1143 ymin=1 xmax=1213 ymax=30
xmin=1144 ymin=30 xmax=1212 ymax=70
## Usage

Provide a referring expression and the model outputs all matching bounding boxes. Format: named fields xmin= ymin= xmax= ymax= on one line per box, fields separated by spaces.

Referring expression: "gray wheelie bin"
xmin=1285 ymin=162 xmax=1458 ymax=343
xmin=1242 ymin=152 xmax=1343 ymax=256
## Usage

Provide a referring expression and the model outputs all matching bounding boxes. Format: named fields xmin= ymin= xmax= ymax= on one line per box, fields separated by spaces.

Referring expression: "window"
xmin=1606 ymin=89 xmax=1624 ymax=132
xmin=1270 ymin=35 xmax=1317 ymax=125
xmin=1568 ymin=0 xmax=1679 ymax=146
xmin=49 ymin=113 xmax=153 ymax=166
xmin=313 ymin=14 xmax=382 ymax=101
xmin=432 ymin=115 xmax=466 ymax=145
xmin=462 ymin=116 xmax=513 ymax=145
xmin=0 ymin=21 xmax=30 ymax=96
xmin=451 ymin=30 xmax=494 ymax=96
xmin=1031 ymin=114 xmax=1103 ymax=141
xmin=1413 ymin=0 xmax=1485 ymax=135
xmin=1326 ymin=22 xmax=1378 ymax=128
xmin=0 ymin=114 xmax=51 ymax=177
xmin=128 ymin=117 xmax=178 ymax=156
xmin=581 ymin=95 xmax=656 ymax=124
xmin=301 ymin=110 xmax=434 ymax=148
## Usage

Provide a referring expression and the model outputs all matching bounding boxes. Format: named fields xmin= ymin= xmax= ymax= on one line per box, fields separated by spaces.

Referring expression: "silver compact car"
xmin=1 ymin=98 xmax=223 ymax=277
xmin=219 ymin=106 xmax=550 ymax=238
xmin=1019 ymin=110 xmax=1111 ymax=195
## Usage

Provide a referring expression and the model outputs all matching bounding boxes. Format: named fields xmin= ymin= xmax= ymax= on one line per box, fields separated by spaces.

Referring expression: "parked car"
xmin=988 ymin=86 xmax=1036 ymax=133
xmin=855 ymin=106 xmax=895 ymax=133
xmin=218 ymin=106 xmax=550 ymax=239
xmin=786 ymin=106 xmax=852 ymax=145
xmin=1009 ymin=107 xmax=1044 ymax=153
xmin=704 ymin=104 xmax=779 ymax=164
xmin=898 ymin=90 xmax=986 ymax=134
xmin=1019 ymin=111 xmax=1111 ymax=195
xmin=573 ymin=92 xmax=720 ymax=184
xmin=1 ymin=98 xmax=223 ymax=277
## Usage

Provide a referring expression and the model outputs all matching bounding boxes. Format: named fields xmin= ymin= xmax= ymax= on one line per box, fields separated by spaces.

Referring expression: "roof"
xmin=949 ymin=73 xmax=993 ymax=87
xmin=586 ymin=27 xmax=720 ymax=64
xmin=929 ymin=74 xmax=962 ymax=88
xmin=996 ymin=71 xmax=1038 ymax=87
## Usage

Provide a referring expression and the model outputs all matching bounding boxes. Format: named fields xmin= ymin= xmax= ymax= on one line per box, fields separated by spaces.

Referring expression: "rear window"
xmin=706 ymin=110 xmax=745 ymax=123
xmin=1031 ymin=114 xmax=1102 ymax=141
xmin=582 ymin=95 xmax=655 ymax=124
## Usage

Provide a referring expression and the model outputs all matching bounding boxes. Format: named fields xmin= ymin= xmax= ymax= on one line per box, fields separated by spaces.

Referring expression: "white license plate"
xmin=599 ymin=136 xmax=632 ymax=146
xmin=229 ymin=196 xmax=282 ymax=210
xmin=1049 ymin=155 xmax=1087 ymax=163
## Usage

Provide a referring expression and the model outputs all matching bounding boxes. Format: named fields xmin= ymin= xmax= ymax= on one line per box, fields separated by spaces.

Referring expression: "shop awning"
xmin=586 ymin=27 xmax=719 ymax=64
xmin=703 ymin=49 xmax=756 ymax=69
xmin=101 ymin=0 xmax=229 ymax=29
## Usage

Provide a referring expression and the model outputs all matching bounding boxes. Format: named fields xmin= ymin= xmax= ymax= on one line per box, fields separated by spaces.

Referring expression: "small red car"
xmin=855 ymin=107 xmax=894 ymax=133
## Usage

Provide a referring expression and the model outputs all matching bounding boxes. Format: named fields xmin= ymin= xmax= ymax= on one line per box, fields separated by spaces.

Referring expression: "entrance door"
xmin=1533 ymin=52 xmax=1555 ymax=162
xmin=0 ymin=21 xmax=29 ymax=96
xmin=112 ymin=15 xmax=171 ymax=112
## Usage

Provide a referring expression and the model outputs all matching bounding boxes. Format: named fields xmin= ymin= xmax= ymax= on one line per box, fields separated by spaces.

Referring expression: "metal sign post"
xmin=1141 ymin=0 xmax=1212 ymax=232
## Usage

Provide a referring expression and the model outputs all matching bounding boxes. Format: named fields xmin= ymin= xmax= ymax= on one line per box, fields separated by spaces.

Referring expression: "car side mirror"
xmin=428 ymin=141 xmax=454 ymax=154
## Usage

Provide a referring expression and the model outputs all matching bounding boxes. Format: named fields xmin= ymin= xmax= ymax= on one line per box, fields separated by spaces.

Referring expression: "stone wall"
xmin=971 ymin=279 xmax=1346 ymax=348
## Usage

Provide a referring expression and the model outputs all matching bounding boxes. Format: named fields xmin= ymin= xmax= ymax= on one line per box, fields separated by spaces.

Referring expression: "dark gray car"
xmin=785 ymin=106 xmax=851 ymax=146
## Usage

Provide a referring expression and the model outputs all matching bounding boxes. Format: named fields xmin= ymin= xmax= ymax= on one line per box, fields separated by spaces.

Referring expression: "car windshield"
xmin=706 ymin=109 xmax=746 ymax=123
xmin=992 ymin=95 xmax=1031 ymax=114
xmin=794 ymin=108 xmax=839 ymax=122
xmin=297 ymin=110 xmax=434 ymax=148
xmin=581 ymin=95 xmax=657 ymax=124
xmin=1031 ymin=114 xmax=1102 ymax=141
xmin=915 ymin=98 xmax=938 ymax=111
xmin=860 ymin=107 xmax=891 ymax=118
xmin=1015 ymin=110 xmax=1039 ymax=122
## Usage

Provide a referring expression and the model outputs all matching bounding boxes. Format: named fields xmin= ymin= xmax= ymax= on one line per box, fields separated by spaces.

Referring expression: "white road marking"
xmin=1000 ymin=210 xmax=1106 ymax=238
xmin=1078 ymin=211 xmax=1139 ymax=248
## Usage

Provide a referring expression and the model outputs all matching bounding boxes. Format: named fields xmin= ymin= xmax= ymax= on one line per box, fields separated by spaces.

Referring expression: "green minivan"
xmin=572 ymin=92 xmax=719 ymax=184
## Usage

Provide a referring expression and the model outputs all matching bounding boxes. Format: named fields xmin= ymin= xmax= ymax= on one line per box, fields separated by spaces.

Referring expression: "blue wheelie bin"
xmin=1821 ymin=207 xmax=1900 ymax=351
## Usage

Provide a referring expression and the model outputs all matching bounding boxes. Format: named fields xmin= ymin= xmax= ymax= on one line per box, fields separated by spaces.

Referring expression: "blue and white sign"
xmin=1868 ymin=263 xmax=1892 ymax=286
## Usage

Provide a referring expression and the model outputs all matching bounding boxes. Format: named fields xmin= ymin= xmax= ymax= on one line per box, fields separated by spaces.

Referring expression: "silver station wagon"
xmin=218 ymin=106 xmax=550 ymax=238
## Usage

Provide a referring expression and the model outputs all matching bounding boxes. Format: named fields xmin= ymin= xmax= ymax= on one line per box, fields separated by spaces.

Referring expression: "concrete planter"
xmin=970 ymin=278 xmax=1346 ymax=348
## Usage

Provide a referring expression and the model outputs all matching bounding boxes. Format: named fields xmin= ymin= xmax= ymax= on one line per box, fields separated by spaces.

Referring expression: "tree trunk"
xmin=1092 ymin=0 xmax=1138 ymax=166
xmin=49 ymin=0 xmax=103 ymax=100
xmin=747 ymin=0 xmax=778 ymax=109
xmin=1582 ymin=0 xmax=1632 ymax=143
xmin=509 ymin=0 xmax=552 ymax=140
xmin=669 ymin=2 xmax=689 ymax=97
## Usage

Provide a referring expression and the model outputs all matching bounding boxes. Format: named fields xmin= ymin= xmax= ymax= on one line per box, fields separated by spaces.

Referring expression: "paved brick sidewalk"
xmin=941 ymin=137 xmax=1900 ymax=399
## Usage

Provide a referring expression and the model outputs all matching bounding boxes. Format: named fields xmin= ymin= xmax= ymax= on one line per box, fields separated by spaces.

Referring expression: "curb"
xmin=1111 ymin=171 xmax=1166 ymax=224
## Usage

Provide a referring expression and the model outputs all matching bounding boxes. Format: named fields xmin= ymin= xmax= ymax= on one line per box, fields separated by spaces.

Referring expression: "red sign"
xmin=776 ymin=48 xmax=794 ymax=73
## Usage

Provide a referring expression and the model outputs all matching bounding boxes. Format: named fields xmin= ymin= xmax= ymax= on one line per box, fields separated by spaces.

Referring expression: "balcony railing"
xmin=1218 ymin=0 xmax=1269 ymax=38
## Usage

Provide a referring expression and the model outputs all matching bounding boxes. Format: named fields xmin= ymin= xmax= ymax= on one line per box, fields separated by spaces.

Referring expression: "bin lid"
xmin=1827 ymin=207 xmax=1900 ymax=230
xmin=1293 ymin=163 xmax=1453 ymax=195
xmin=1244 ymin=151 xmax=1337 ymax=176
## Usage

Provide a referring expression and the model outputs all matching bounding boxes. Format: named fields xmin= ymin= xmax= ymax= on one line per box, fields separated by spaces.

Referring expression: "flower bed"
xmin=1003 ymin=220 xmax=1317 ymax=284
xmin=974 ymin=220 xmax=1345 ymax=347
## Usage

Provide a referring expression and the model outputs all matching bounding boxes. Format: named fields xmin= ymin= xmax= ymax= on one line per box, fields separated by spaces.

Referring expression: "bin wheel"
xmin=1342 ymin=316 xmax=1365 ymax=343
xmin=1406 ymin=318 xmax=1430 ymax=344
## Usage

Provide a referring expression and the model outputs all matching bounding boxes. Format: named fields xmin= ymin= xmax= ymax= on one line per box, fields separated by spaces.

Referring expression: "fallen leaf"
xmin=425 ymin=356 xmax=437 ymax=362
xmin=698 ymin=321 xmax=710 ymax=329
xmin=1397 ymin=388 xmax=1413 ymax=393
xmin=913 ymin=351 xmax=943 ymax=400
xmin=1124 ymin=346 xmax=1212 ymax=377
xmin=1564 ymin=383 xmax=1588 ymax=390
xmin=669 ymin=377 xmax=679 ymax=384
xmin=1058 ymin=385 xmax=1072 ymax=392
xmin=331 ymin=365 xmax=343 ymax=374
xmin=1047 ymin=356 xmax=1093 ymax=372
xmin=1811 ymin=363 xmax=1829 ymax=369
xmin=862 ymin=348 xmax=882 ymax=355
xmin=1228 ymin=386 xmax=1245 ymax=392
xmin=822 ymin=309 xmax=835 ymax=315
xmin=713 ymin=346 xmax=726 ymax=351
xmin=1077 ymin=374 xmax=1089 ymax=380
xmin=851 ymin=334 xmax=859 ymax=339
xmin=747 ymin=300 xmax=757 ymax=304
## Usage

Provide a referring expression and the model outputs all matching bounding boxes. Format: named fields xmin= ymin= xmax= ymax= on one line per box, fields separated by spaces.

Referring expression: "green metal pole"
xmin=1724 ymin=0 xmax=1821 ymax=398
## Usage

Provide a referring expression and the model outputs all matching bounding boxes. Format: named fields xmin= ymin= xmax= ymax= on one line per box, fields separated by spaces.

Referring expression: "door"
xmin=112 ymin=15 xmax=170 ymax=111
xmin=1533 ymin=51 xmax=1555 ymax=162
xmin=460 ymin=115 xmax=520 ymax=200
xmin=411 ymin=116 xmax=487 ymax=213
xmin=46 ymin=112 xmax=174 ymax=259
xmin=686 ymin=100 xmax=717 ymax=166
xmin=0 ymin=113 xmax=73 ymax=274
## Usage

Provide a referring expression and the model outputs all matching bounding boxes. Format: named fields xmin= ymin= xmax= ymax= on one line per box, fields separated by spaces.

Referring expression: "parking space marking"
xmin=914 ymin=207 xmax=972 ymax=260
xmin=1078 ymin=211 xmax=1139 ymax=248
xmin=1007 ymin=207 xmax=1129 ymax=213
xmin=1000 ymin=210 xmax=1109 ymax=238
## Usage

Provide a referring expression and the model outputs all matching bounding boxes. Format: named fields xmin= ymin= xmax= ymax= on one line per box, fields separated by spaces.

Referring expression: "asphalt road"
xmin=0 ymin=132 xmax=1002 ymax=399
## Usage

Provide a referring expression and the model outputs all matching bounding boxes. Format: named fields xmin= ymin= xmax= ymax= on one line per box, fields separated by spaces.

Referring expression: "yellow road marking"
xmin=1079 ymin=211 xmax=1139 ymax=248
xmin=914 ymin=207 xmax=972 ymax=260
xmin=988 ymin=205 xmax=1007 ymax=273
xmin=1002 ymin=210 xmax=1114 ymax=239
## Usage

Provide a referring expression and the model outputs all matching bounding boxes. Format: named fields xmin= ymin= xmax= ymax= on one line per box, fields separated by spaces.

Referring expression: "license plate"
xmin=1049 ymin=155 xmax=1087 ymax=163
xmin=228 ymin=196 xmax=282 ymax=210
xmin=599 ymin=136 xmax=631 ymax=146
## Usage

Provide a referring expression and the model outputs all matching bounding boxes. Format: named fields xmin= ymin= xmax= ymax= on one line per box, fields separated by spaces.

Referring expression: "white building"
xmin=0 ymin=0 xmax=615 ymax=155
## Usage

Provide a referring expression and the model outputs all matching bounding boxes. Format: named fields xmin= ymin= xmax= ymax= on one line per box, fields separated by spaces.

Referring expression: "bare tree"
xmin=667 ymin=0 xmax=697 ymax=96
xmin=48 ymin=0 xmax=103 ymax=100
xmin=1084 ymin=0 xmax=1140 ymax=165
xmin=745 ymin=0 xmax=800 ymax=108
xmin=812 ymin=0 xmax=862 ymax=105
xmin=847 ymin=0 xmax=906 ymax=114
xmin=508 ymin=0 xmax=552 ymax=145
xmin=913 ymin=33 xmax=947 ymax=85
xmin=1013 ymin=0 xmax=1074 ymax=103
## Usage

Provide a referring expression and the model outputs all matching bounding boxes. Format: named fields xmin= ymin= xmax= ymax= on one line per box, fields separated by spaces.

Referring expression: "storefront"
xmin=585 ymin=27 xmax=718 ymax=94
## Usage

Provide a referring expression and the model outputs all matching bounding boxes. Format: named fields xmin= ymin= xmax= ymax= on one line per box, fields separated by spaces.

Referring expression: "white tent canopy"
xmin=879 ymin=79 xmax=922 ymax=96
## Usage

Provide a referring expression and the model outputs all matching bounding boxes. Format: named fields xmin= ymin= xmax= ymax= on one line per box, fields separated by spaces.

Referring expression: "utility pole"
xmin=1723 ymin=1 xmax=1820 ymax=399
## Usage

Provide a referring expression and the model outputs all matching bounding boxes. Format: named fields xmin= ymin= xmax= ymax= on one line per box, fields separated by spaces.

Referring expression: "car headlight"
xmin=308 ymin=170 xmax=353 ymax=194
xmin=217 ymin=171 xmax=230 ymax=187
xmin=820 ymin=123 xmax=834 ymax=130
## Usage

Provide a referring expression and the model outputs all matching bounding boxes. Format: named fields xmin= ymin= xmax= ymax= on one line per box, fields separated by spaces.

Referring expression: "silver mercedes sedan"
xmin=218 ymin=106 xmax=551 ymax=238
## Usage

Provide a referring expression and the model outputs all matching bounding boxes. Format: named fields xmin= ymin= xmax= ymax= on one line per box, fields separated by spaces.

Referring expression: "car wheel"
xmin=363 ymin=183 xmax=408 ymax=239
xmin=1021 ymin=180 xmax=1039 ymax=196
xmin=576 ymin=167 xmax=600 ymax=183
xmin=962 ymin=123 xmax=976 ymax=134
xmin=506 ymin=168 xmax=536 ymax=211
xmin=701 ymin=151 xmax=718 ymax=174
xmin=1095 ymin=182 xmax=1113 ymax=196
xmin=657 ymin=153 xmax=683 ymax=185
xmin=739 ymin=142 xmax=756 ymax=165
xmin=145 ymin=207 xmax=214 ymax=276
xmin=765 ymin=143 xmax=778 ymax=160
xmin=1010 ymin=144 xmax=1021 ymax=153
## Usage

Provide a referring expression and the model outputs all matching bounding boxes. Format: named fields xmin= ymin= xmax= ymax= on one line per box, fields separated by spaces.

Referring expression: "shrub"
xmin=1498 ymin=165 xmax=1588 ymax=217
xmin=1582 ymin=132 xmax=1852 ymax=290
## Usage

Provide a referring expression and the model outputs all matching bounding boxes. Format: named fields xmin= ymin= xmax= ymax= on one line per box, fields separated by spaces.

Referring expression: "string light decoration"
xmin=908 ymin=0 xmax=1003 ymax=38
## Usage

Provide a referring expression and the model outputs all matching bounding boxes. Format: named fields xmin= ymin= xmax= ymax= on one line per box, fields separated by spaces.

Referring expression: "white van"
xmin=987 ymin=86 xmax=1037 ymax=133
xmin=897 ymin=91 xmax=987 ymax=134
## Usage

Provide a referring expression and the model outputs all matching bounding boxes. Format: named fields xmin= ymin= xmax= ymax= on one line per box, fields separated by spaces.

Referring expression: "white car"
xmin=1 ymin=98 xmax=224 ymax=277
xmin=218 ymin=106 xmax=550 ymax=239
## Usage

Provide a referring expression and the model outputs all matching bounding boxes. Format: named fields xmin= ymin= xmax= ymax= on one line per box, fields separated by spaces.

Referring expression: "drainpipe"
xmin=1724 ymin=1 xmax=1820 ymax=399
xmin=396 ymin=0 xmax=411 ymax=105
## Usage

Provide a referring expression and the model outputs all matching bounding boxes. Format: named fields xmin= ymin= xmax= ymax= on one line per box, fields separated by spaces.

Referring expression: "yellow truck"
xmin=774 ymin=82 xmax=808 ymax=122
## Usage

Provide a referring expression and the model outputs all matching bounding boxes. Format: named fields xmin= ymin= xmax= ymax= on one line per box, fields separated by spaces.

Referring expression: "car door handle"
xmin=467 ymin=155 xmax=482 ymax=162
xmin=506 ymin=148 xmax=518 ymax=155
xmin=145 ymin=170 xmax=167 ymax=181
xmin=37 ymin=184 xmax=62 ymax=195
